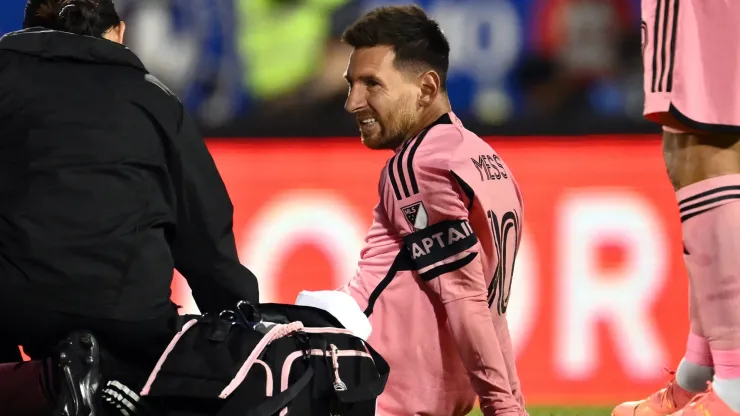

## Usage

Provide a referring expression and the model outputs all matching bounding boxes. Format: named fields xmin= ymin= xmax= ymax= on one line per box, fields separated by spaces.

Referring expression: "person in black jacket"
xmin=0 ymin=0 xmax=260 ymax=414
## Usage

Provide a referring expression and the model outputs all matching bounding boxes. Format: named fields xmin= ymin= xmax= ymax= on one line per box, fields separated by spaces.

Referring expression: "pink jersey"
xmin=642 ymin=0 xmax=740 ymax=131
xmin=340 ymin=112 xmax=525 ymax=416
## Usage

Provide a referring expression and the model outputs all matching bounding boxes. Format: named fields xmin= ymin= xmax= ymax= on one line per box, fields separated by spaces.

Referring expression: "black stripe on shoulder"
xmin=406 ymin=131 xmax=427 ymax=196
xmin=386 ymin=155 xmax=403 ymax=201
xmin=406 ymin=113 xmax=454 ymax=196
xmin=396 ymin=139 xmax=413 ymax=199
xmin=451 ymin=171 xmax=475 ymax=212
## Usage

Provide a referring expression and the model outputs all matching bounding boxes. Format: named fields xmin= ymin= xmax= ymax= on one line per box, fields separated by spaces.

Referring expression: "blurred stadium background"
xmin=3 ymin=0 xmax=683 ymax=411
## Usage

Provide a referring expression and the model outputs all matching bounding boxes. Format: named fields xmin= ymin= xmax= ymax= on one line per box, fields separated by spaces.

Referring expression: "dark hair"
xmin=341 ymin=5 xmax=450 ymax=91
xmin=23 ymin=0 xmax=121 ymax=38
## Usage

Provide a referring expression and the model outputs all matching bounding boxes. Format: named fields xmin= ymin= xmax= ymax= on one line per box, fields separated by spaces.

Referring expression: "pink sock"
xmin=0 ymin=360 xmax=57 ymax=416
xmin=678 ymin=178 xmax=740 ymax=378
xmin=712 ymin=349 xmax=740 ymax=379
xmin=675 ymin=334 xmax=713 ymax=396
xmin=686 ymin=333 xmax=713 ymax=367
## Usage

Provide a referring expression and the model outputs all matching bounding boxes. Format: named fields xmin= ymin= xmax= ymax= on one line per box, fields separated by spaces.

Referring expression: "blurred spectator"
xmin=118 ymin=0 xmax=356 ymax=127
xmin=515 ymin=54 xmax=591 ymax=121
xmin=533 ymin=0 xmax=634 ymax=81
xmin=235 ymin=0 xmax=357 ymax=112
xmin=116 ymin=0 xmax=246 ymax=127
xmin=0 ymin=0 xmax=657 ymax=136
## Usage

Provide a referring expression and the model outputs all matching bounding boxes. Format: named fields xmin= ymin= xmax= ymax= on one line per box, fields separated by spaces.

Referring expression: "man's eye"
xmin=365 ymin=80 xmax=380 ymax=88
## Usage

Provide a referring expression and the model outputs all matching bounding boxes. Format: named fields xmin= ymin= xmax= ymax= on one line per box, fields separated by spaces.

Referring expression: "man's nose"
xmin=344 ymin=87 xmax=366 ymax=114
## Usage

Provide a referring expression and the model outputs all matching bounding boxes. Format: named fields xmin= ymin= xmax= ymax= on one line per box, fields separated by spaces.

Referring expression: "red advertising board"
xmin=168 ymin=135 xmax=685 ymax=405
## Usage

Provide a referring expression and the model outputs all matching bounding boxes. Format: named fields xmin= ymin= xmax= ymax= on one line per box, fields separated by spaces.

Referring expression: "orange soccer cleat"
xmin=612 ymin=371 xmax=701 ymax=416
xmin=671 ymin=384 xmax=740 ymax=416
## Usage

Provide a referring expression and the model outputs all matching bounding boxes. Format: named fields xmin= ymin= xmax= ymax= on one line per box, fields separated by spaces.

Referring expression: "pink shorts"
xmin=642 ymin=0 xmax=740 ymax=133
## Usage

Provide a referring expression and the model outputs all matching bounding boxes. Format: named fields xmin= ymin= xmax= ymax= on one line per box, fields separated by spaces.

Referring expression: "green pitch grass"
xmin=468 ymin=406 xmax=612 ymax=416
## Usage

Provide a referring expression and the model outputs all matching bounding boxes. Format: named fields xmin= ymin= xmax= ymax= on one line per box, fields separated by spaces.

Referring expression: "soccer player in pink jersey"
xmin=337 ymin=5 xmax=527 ymax=416
xmin=612 ymin=1 xmax=740 ymax=416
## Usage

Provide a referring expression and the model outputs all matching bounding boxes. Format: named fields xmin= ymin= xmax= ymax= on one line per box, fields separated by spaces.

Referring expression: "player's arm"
xmin=168 ymin=107 xmax=259 ymax=313
xmin=434 ymin=261 xmax=519 ymax=416
xmin=393 ymin=164 xmax=520 ymax=416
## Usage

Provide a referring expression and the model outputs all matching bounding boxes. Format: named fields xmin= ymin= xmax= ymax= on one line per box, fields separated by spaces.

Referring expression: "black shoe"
xmin=55 ymin=331 xmax=101 ymax=416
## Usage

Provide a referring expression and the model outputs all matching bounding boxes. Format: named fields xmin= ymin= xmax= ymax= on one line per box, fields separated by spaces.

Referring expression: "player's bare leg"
xmin=661 ymin=132 xmax=740 ymax=416
xmin=613 ymin=131 xmax=740 ymax=416
xmin=616 ymin=0 xmax=740 ymax=412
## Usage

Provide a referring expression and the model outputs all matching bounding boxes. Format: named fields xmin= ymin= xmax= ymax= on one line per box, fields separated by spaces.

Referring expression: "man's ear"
xmin=418 ymin=70 xmax=441 ymax=107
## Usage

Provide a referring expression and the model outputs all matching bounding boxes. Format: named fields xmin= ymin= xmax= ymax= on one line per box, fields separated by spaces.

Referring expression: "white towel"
xmin=295 ymin=290 xmax=372 ymax=341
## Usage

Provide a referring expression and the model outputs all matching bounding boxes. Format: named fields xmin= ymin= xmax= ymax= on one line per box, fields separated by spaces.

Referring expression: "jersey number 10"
xmin=487 ymin=209 xmax=521 ymax=316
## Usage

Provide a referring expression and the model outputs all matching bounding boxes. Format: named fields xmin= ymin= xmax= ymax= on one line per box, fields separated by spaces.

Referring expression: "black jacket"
xmin=0 ymin=28 xmax=259 ymax=320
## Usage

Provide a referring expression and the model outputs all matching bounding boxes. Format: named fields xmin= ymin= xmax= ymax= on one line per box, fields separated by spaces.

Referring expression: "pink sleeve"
xmin=440 ymin=261 xmax=521 ymax=416
xmin=387 ymin=161 xmax=521 ymax=416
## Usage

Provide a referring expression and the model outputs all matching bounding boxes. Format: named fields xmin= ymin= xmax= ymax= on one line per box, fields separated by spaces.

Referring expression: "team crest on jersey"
xmin=401 ymin=201 xmax=428 ymax=230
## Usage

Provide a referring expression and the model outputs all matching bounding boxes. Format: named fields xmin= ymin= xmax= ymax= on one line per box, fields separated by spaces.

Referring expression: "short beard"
xmin=370 ymin=97 xmax=417 ymax=150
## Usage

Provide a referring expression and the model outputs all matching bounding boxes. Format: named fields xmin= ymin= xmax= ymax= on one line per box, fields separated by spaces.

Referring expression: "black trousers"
xmin=0 ymin=301 xmax=181 ymax=385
